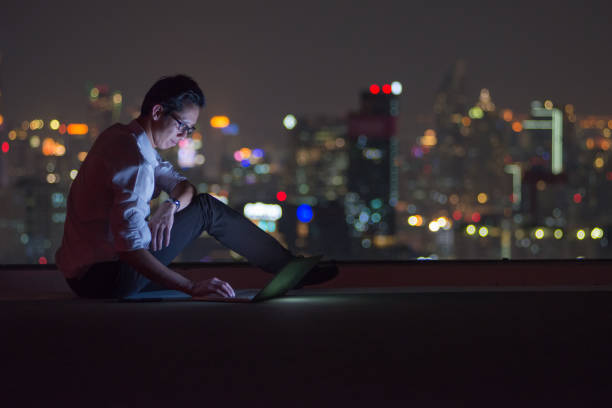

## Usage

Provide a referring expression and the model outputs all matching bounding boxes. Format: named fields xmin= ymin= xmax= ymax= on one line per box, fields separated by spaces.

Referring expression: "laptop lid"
xmin=191 ymin=255 xmax=323 ymax=302
xmin=250 ymin=255 xmax=322 ymax=302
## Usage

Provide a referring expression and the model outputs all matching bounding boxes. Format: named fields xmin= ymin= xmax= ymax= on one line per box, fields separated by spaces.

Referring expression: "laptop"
xmin=120 ymin=255 xmax=322 ymax=303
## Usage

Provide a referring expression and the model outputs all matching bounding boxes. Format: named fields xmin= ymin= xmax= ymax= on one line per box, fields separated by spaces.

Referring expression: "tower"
xmin=345 ymin=82 xmax=401 ymax=256
xmin=433 ymin=59 xmax=468 ymax=143
xmin=280 ymin=114 xmax=350 ymax=257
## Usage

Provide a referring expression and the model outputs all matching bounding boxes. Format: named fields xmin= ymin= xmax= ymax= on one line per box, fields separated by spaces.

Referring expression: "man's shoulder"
xmin=98 ymin=123 xmax=136 ymax=141
xmin=92 ymin=123 xmax=143 ymax=165
xmin=96 ymin=123 xmax=141 ymax=150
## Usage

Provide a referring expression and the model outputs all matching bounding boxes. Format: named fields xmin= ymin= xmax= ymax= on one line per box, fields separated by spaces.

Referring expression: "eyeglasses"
xmin=168 ymin=112 xmax=196 ymax=136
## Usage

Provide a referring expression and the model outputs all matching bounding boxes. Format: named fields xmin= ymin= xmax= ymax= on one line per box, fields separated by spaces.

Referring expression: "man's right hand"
xmin=190 ymin=277 xmax=235 ymax=298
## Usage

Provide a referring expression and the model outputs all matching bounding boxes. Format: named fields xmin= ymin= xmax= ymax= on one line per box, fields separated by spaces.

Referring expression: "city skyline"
xmin=2 ymin=71 xmax=611 ymax=263
xmin=2 ymin=1 xmax=612 ymax=146
xmin=2 ymin=1 xmax=612 ymax=263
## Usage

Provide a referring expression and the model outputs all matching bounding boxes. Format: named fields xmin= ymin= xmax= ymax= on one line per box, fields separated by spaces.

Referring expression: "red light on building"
xmin=1 ymin=142 xmax=9 ymax=153
xmin=452 ymin=210 xmax=462 ymax=221
xmin=471 ymin=213 xmax=481 ymax=223
xmin=276 ymin=191 xmax=287 ymax=202
xmin=573 ymin=193 xmax=582 ymax=203
xmin=606 ymin=172 xmax=612 ymax=181
xmin=369 ymin=84 xmax=380 ymax=94
xmin=382 ymin=84 xmax=391 ymax=94
xmin=38 ymin=257 xmax=48 ymax=265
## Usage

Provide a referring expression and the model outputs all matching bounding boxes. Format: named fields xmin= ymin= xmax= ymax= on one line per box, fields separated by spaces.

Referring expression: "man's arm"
xmin=169 ymin=180 xmax=196 ymax=211
xmin=119 ymin=249 xmax=194 ymax=293
xmin=118 ymin=249 xmax=234 ymax=297
xmin=149 ymin=180 xmax=196 ymax=250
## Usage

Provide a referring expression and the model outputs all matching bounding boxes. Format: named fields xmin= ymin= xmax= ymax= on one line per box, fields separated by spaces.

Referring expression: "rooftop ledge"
xmin=2 ymin=259 xmax=612 ymax=299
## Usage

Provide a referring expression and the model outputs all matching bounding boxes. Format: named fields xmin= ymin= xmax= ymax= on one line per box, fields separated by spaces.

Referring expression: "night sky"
xmin=2 ymin=0 xmax=611 ymax=145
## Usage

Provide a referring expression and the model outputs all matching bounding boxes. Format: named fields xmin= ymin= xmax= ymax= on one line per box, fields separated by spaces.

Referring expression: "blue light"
xmin=51 ymin=193 xmax=65 ymax=208
xmin=297 ymin=204 xmax=314 ymax=223
xmin=359 ymin=212 xmax=369 ymax=223
xmin=240 ymin=159 xmax=250 ymax=167
xmin=221 ymin=123 xmax=240 ymax=135
xmin=252 ymin=148 xmax=264 ymax=159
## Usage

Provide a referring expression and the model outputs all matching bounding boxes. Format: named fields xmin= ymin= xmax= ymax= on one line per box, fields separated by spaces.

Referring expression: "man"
xmin=56 ymin=75 xmax=336 ymax=299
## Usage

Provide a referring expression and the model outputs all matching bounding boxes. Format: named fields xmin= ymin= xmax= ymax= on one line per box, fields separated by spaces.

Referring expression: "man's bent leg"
xmin=150 ymin=193 xmax=294 ymax=272
xmin=68 ymin=195 xmax=237 ymax=297
xmin=193 ymin=193 xmax=294 ymax=273
xmin=141 ymin=193 xmax=294 ymax=292
xmin=138 ymin=198 xmax=215 ymax=291
xmin=148 ymin=194 xmax=220 ymax=265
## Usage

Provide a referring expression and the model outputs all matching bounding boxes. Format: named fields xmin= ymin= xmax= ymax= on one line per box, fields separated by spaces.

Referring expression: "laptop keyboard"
xmin=234 ymin=289 xmax=259 ymax=300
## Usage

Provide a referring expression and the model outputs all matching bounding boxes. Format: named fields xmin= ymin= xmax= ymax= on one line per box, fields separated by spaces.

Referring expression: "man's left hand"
xmin=148 ymin=202 xmax=176 ymax=251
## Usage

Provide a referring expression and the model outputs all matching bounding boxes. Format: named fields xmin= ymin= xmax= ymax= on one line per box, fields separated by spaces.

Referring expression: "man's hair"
xmin=140 ymin=75 xmax=205 ymax=116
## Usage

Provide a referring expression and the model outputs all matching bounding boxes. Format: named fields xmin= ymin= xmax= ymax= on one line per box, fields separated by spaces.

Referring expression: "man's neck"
xmin=135 ymin=116 xmax=157 ymax=148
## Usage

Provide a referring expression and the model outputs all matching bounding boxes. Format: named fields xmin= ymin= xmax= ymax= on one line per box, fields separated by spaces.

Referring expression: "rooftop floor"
xmin=3 ymin=260 xmax=612 ymax=406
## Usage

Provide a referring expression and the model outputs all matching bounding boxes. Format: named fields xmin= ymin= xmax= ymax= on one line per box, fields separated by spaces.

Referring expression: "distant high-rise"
xmin=86 ymin=84 xmax=123 ymax=138
xmin=0 ymin=51 xmax=7 ymax=188
xmin=433 ymin=60 xmax=468 ymax=143
xmin=0 ymin=51 xmax=4 ymax=113
xmin=280 ymin=114 xmax=349 ymax=257
xmin=284 ymin=115 xmax=348 ymax=205
xmin=345 ymin=84 xmax=400 ymax=255
xmin=429 ymin=84 xmax=514 ymax=258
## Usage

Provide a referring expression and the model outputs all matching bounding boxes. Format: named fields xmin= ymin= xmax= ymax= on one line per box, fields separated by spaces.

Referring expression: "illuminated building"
xmin=284 ymin=115 xmax=349 ymax=205
xmin=518 ymin=100 xmax=567 ymax=175
xmin=86 ymin=84 xmax=122 ymax=138
xmin=433 ymin=59 xmax=468 ymax=145
xmin=398 ymin=63 xmax=517 ymax=259
xmin=572 ymin=113 xmax=612 ymax=257
xmin=280 ymin=115 xmax=350 ymax=256
xmin=0 ymin=117 xmax=74 ymax=262
xmin=437 ymin=88 xmax=513 ymax=259
xmin=0 ymin=52 xmax=8 ymax=188
xmin=223 ymin=146 xmax=283 ymax=206
xmin=517 ymin=101 xmax=571 ymax=226
xmin=0 ymin=81 xmax=100 ymax=263
xmin=575 ymin=114 xmax=612 ymax=215
xmin=345 ymin=84 xmax=400 ymax=256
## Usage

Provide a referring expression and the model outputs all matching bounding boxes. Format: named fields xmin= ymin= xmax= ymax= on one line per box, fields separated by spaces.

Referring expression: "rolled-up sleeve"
xmin=110 ymin=163 xmax=154 ymax=251
xmin=154 ymin=159 xmax=187 ymax=197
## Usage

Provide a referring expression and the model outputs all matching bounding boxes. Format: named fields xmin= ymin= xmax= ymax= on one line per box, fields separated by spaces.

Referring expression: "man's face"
xmin=151 ymin=103 xmax=199 ymax=150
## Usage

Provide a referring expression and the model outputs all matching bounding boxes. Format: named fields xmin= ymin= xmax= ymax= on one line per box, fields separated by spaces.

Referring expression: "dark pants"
xmin=66 ymin=193 xmax=294 ymax=298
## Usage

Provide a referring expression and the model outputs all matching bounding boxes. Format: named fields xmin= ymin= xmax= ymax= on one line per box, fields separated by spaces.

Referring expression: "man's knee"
xmin=195 ymin=193 xmax=231 ymax=211
xmin=194 ymin=192 xmax=218 ymax=205
xmin=195 ymin=193 xmax=220 ymax=212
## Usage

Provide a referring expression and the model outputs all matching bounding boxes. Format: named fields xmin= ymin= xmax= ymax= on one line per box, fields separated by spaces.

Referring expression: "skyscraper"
xmin=0 ymin=51 xmax=7 ymax=188
xmin=345 ymin=84 xmax=400 ymax=256
xmin=280 ymin=114 xmax=349 ymax=257
xmin=433 ymin=59 xmax=468 ymax=144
